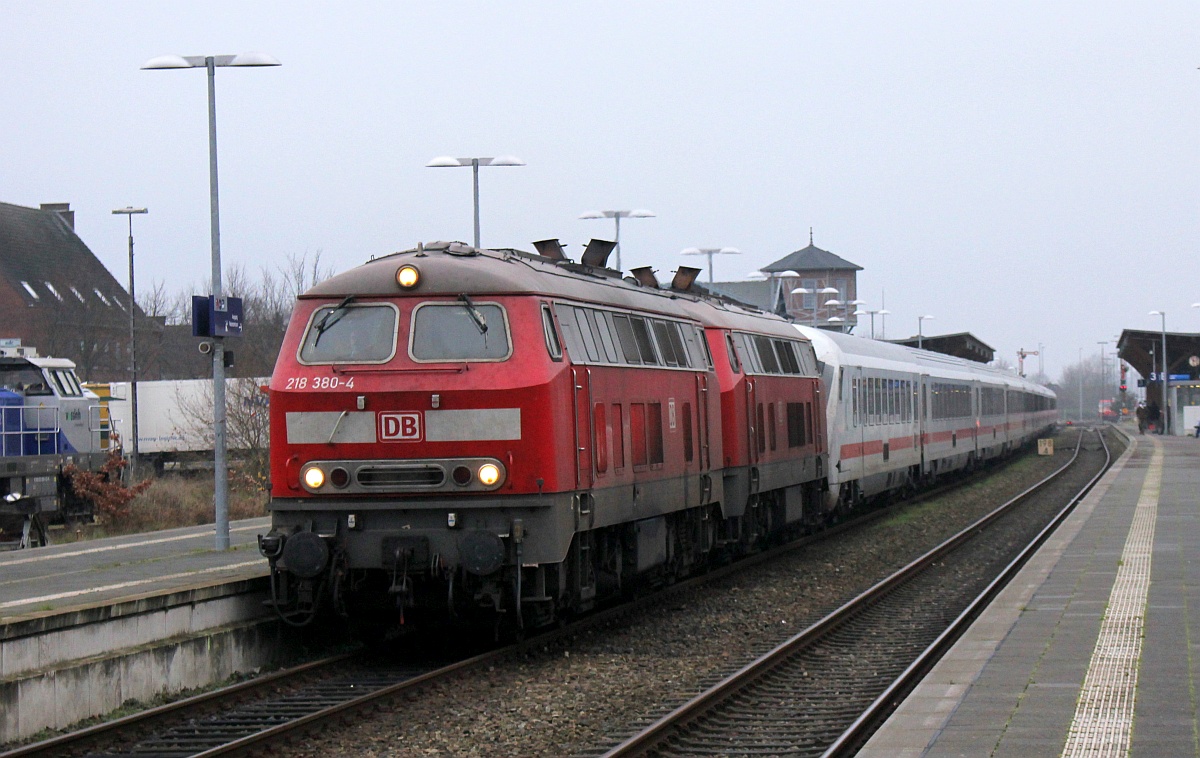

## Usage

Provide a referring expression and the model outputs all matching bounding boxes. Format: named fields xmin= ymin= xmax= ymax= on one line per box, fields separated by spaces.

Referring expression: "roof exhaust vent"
xmin=671 ymin=266 xmax=701 ymax=292
xmin=630 ymin=267 xmax=659 ymax=288
xmin=532 ymin=238 xmax=568 ymax=261
xmin=581 ymin=238 xmax=617 ymax=269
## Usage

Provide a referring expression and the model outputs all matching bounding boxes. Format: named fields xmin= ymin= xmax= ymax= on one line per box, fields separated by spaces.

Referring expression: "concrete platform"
xmin=0 ymin=518 xmax=276 ymax=743
xmin=860 ymin=428 xmax=1199 ymax=757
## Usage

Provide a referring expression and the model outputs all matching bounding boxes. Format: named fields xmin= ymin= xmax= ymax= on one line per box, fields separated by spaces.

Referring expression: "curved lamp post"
xmin=142 ymin=51 xmax=280 ymax=551
xmin=427 ymin=155 xmax=525 ymax=249
xmin=579 ymin=209 xmax=655 ymax=272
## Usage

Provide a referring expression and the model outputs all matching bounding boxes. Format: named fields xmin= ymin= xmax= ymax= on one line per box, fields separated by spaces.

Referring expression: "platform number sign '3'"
xmin=379 ymin=412 xmax=422 ymax=441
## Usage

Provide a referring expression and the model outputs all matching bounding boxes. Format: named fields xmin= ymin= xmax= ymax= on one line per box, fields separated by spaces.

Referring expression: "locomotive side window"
xmin=724 ymin=334 xmax=741 ymax=374
xmin=629 ymin=317 xmax=659 ymax=365
xmin=591 ymin=311 xmax=620 ymax=363
xmin=541 ymin=305 xmax=562 ymax=360
xmin=754 ymin=336 xmax=780 ymax=374
xmin=575 ymin=308 xmax=601 ymax=361
xmin=411 ymin=302 xmax=511 ymax=362
xmin=612 ymin=315 xmax=642 ymax=365
xmin=300 ymin=303 xmax=398 ymax=364
xmin=652 ymin=321 xmax=682 ymax=367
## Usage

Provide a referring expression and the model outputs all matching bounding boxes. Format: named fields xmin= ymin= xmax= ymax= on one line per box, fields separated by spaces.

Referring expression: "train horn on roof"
xmin=630 ymin=267 xmax=659 ymax=288
xmin=671 ymin=266 xmax=701 ymax=292
xmin=532 ymin=238 xmax=568 ymax=261
xmin=581 ymin=238 xmax=617 ymax=269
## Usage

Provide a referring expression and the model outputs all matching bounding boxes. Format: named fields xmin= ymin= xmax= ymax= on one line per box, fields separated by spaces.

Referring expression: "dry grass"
xmin=59 ymin=473 xmax=268 ymax=541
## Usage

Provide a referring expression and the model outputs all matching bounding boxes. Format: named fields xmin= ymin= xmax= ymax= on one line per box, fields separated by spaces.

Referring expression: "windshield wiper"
xmin=459 ymin=294 xmax=488 ymax=334
xmin=313 ymin=296 xmax=355 ymax=346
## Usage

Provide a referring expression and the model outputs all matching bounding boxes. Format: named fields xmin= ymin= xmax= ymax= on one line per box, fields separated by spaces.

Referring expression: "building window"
xmin=43 ymin=282 xmax=63 ymax=301
xmin=20 ymin=282 xmax=39 ymax=300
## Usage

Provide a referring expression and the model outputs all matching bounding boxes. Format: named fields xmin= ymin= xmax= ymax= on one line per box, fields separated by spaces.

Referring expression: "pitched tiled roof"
xmin=0 ymin=201 xmax=133 ymax=311
xmin=762 ymin=243 xmax=862 ymax=274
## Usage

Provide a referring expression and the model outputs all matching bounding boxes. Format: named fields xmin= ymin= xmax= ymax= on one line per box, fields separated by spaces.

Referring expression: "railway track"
xmin=596 ymin=427 xmax=1112 ymax=758
xmin=1 ymin=436 xmax=1083 ymax=758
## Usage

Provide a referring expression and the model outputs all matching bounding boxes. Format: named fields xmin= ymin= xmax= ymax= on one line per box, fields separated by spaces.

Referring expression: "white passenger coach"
xmin=795 ymin=326 xmax=1057 ymax=509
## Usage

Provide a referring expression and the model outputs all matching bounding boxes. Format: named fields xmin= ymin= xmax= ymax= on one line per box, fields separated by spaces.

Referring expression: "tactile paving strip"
xmin=1061 ymin=439 xmax=1162 ymax=757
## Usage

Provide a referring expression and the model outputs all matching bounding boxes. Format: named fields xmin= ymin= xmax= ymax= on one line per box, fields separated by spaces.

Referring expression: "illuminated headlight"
xmin=477 ymin=463 xmax=502 ymax=487
xmin=396 ymin=265 xmax=420 ymax=289
xmin=303 ymin=466 xmax=326 ymax=489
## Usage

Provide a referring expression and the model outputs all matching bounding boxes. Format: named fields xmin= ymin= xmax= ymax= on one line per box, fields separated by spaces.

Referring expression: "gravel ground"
xmin=291 ymin=429 xmax=1099 ymax=758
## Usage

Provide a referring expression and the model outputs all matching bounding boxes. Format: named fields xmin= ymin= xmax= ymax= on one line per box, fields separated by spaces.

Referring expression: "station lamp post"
xmin=1149 ymin=310 xmax=1168 ymax=434
xmin=142 ymin=51 xmax=280 ymax=551
xmin=112 ymin=206 xmax=147 ymax=479
xmin=680 ymin=247 xmax=740 ymax=284
xmin=579 ymin=209 xmax=655 ymax=272
xmin=918 ymin=314 xmax=935 ymax=349
xmin=426 ymin=155 xmax=525 ymax=249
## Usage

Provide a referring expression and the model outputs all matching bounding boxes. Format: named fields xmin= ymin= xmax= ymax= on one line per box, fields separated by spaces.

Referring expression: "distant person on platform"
xmin=1136 ymin=401 xmax=1147 ymax=434
xmin=1147 ymin=400 xmax=1161 ymax=433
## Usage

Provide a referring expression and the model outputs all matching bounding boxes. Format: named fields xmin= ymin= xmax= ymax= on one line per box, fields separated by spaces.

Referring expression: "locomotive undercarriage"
xmin=260 ymin=476 xmax=834 ymax=636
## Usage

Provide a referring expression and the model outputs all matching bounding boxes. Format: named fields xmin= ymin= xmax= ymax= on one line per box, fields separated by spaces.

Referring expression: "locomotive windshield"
xmin=298 ymin=303 xmax=398 ymax=364
xmin=410 ymin=302 xmax=511 ymax=361
xmin=0 ymin=366 xmax=52 ymax=396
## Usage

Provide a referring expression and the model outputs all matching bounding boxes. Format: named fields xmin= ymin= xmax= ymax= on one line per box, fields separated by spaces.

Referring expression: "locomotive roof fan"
xmin=532 ymin=238 xmax=569 ymax=262
xmin=581 ymin=238 xmax=617 ymax=269
xmin=671 ymin=266 xmax=701 ymax=292
xmin=630 ymin=267 xmax=660 ymax=288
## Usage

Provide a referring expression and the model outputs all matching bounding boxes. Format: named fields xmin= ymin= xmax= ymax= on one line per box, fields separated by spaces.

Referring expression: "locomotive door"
xmin=744 ymin=375 xmax=758 ymax=466
xmin=572 ymin=367 xmax=594 ymax=490
xmin=695 ymin=373 xmax=711 ymax=471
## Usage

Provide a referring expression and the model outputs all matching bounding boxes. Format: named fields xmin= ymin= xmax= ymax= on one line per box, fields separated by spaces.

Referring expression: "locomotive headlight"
xmin=477 ymin=463 xmax=502 ymax=487
xmin=396 ymin=265 xmax=420 ymax=289
xmin=303 ymin=466 xmax=326 ymax=490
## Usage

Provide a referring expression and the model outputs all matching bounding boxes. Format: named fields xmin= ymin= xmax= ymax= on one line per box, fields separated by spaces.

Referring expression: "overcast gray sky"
xmin=5 ymin=2 xmax=1198 ymax=379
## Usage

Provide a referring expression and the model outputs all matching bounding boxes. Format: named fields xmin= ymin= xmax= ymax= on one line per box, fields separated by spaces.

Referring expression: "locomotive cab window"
xmin=299 ymin=302 xmax=398 ymax=364
xmin=541 ymin=305 xmax=562 ymax=360
xmin=410 ymin=301 xmax=512 ymax=362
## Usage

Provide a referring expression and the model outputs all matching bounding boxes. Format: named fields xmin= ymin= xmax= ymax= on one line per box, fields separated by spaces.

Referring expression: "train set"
xmin=257 ymin=240 xmax=1057 ymax=632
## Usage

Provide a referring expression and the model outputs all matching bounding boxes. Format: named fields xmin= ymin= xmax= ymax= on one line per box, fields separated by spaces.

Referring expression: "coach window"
xmin=542 ymin=305 xmax=562 ymax=360
xmin=300 ymin=302 xmax=399 ymax=364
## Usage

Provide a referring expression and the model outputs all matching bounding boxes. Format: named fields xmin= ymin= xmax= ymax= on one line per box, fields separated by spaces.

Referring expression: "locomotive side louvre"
xmin=260 ymin=244 xmax=832 ymax=632
xmin=797 ymin=325 xmax=1057 ymax=506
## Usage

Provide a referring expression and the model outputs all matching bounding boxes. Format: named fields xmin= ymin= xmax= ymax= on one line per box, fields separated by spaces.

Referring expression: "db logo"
xmin=379 ymin=412 xmax=421 ymax=441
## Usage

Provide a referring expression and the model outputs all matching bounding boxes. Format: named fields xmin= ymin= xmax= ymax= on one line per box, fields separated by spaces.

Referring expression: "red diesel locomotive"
xmin=259 ymin=240 xmax=826 ymax=630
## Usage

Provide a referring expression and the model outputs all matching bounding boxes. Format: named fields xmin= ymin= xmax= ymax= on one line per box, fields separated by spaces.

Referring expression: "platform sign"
xmin=1038 ymin=439 xmax=1054 ymax=456
xmin=191 ymin=295 xmax=244 ymax=337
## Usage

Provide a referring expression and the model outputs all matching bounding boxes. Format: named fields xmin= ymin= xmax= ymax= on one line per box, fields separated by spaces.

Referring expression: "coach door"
xmin=572 ymin=367 xmax=593 ymax=490
xmin=918 ymin=374 xmax=930 ymax=477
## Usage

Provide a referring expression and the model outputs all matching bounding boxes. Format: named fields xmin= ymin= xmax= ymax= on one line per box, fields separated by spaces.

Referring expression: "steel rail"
xmin=601 ymin=427 xmax=1105 ymax=757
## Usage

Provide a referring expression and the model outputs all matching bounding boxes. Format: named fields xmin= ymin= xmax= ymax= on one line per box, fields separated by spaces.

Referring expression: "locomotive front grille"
xmin=357 ymin=465 xmax=446 ymax=488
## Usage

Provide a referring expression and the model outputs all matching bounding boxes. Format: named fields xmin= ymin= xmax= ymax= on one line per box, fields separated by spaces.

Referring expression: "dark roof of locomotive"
xmin=303 ymin=242 xmax=810 ymax=342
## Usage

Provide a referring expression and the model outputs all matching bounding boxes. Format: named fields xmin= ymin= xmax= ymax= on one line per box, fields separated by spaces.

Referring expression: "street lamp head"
xmin=112 ymin=207 xmax=148 ymax=215
xmin=228 ymin=52 xmax=282 ymax=67
xmin=488 ymin=155 xmax=525 ymax=166
xmin=680 ymin=247 xmax=702 ymax=255
xmin=877 ymin=309 xmax=891 ymax=315
xmin=579 ymin=210 xmax=604 ymax=219
xmin=142 ymin=52 xmax=280 ymax=70
xmin=630 ymin=209 xmax=655 ymax=218
xmin=828 ymin=316 xmax=845 ymax=323
xmin=819 ymin=286 xmax=839 ymax=294
xmin=921 ymin=314 xmax=935 ymax=320
xmin=142 ymin=55 xmax=193 ymax=69
xmin=719 ymin=247 xmax=741 ymax=254
xmin=852 ymin=310 xmax=867 ymax=316
xmin=427 ymin=156 xmax=464 ymax=167
xmin=1192 ymin=303 xmax=1200 ymax=308
xmin=1149 ymin=310 xmax=1164 ymax=317
xmin=824 ymin=299 xmax=843 ymax=307
xmin=745 ymin=271 xmax=768 ymax=280
xmin=790 ymin=287 xmax=812 ymax=294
